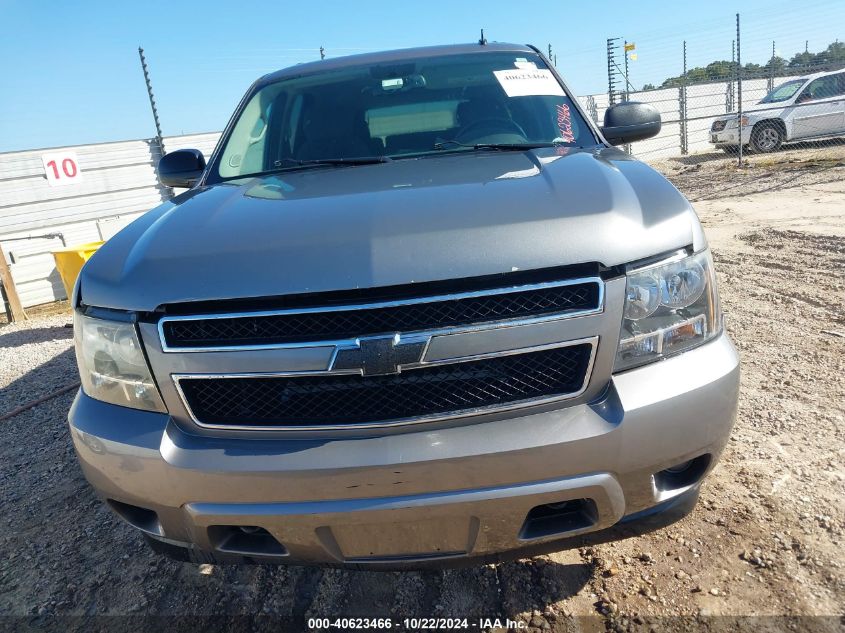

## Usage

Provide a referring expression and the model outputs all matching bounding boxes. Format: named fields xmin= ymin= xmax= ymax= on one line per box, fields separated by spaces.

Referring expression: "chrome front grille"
xmin=159 ymin=272 xmax=606 ymax=430
xmin=160 ymin=278 xmax=601 ymax=351
xmin=176 ymin=342 xmax=595 ymax=429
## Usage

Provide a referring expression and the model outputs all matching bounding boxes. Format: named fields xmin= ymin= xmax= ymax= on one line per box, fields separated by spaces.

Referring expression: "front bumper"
xmin=69 ymin=333 xmax=739 ymax=569
xmin=710 ymin=126 xmax=751 ymax=146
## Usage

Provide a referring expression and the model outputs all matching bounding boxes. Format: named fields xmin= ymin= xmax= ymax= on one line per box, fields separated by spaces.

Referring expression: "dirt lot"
xmin=1 ymin=150 xmax=843 ymax=632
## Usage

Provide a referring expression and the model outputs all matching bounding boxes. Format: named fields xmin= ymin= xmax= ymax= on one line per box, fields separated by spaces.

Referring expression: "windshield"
xmin=759 ymin=78 xmax=806 ymax=104
xmin=211 ymin=51 xmax=595 ymax=181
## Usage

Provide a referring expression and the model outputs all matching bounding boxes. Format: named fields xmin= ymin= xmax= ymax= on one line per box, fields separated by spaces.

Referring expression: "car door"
xmin=790 ymin=73 xmax=845 ymax=139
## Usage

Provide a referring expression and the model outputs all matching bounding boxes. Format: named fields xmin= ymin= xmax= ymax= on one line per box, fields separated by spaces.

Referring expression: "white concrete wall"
xmin=0 ymin=133 xmax=220 ymax=307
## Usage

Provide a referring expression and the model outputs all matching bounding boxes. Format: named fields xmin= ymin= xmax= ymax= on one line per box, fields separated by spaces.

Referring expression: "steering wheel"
xmin=455 ymin=117 xmax=527 ymax=143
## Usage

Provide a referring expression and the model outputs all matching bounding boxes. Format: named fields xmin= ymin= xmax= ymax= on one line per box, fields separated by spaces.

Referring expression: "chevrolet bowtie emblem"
xmin=332 ymin=334 xmax=427 ymax=376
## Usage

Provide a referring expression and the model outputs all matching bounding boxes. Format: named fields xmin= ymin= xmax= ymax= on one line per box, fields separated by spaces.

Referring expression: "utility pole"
xmin=680 ymin=40 xmax=688 ymax=155
xmin=736 ymin=13 xmax=743 ymax=167
xmin=606 ymin=38 xmax=620 ymax=105
xmin=623 ymin=40 xmax=631 ymax=102
xmin=320 ymin=46 xmax=325 ymax=60
xmin=548 ymin=43 xmax=553 ymax=61
xmin=768 ymin=40 xmax=776 ymax=92
xmin=727 ymin=39 xmax=736 ymax=112
xmin=138 ymin=47 xmax=165 ymax=160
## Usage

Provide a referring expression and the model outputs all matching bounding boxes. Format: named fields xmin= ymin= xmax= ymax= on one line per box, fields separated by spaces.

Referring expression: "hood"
xmin=80 ymin=147 xmax=703 ymax=311
xmin=717 ymin=100 xmax=787 ymax=119
xmin=746 ymin=100 xmax=790 ymax=115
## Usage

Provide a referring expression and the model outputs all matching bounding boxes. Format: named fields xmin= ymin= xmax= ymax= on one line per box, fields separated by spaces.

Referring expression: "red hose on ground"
xmin=0 ymin=383 xmax=79 ymax=422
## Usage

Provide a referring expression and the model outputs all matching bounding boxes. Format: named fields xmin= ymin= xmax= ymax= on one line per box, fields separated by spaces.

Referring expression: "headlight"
xmin=614 ymin=250 xmax=722 ymax=372
xmin=725 ymin=119 xmax=738 ymax=129
xmin=73 ymin=313 xmax=167 ymax=412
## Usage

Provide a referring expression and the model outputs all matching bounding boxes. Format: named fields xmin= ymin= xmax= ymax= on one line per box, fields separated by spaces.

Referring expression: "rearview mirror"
xmin=157 ymin=149 xmax=206 ymax=188
xmin=600 ymin=102 xmax=661 ymax=146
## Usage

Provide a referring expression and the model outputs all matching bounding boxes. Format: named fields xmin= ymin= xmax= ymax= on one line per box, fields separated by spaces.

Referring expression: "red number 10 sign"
xmin=41 ymin=151 xmax=83 ymax=187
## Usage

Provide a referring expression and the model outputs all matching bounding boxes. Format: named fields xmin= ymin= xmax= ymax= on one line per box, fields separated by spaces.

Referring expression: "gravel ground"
xmin=1 ymin=156 xmax=843 ymax=632
xmin=653 ymin=141 xmax=845 ymax=203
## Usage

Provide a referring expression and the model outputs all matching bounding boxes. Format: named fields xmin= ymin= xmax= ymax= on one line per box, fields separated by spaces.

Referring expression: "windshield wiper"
xmin=432 ymin=140 xmax=565 ymax=152
xmin=274 ymin=156 xmax=392 ymax=167
xmin=221 ymin=156 xmax=392 ymax=181
xmin=292 ymin=156 xmax=392 ymax=166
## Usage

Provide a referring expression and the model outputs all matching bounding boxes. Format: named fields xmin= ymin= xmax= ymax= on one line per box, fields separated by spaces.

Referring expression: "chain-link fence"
xmin=122 ymin=9 xmax=842 ymax=205
xmin=574 ymin=7 xmax=845 ymax=198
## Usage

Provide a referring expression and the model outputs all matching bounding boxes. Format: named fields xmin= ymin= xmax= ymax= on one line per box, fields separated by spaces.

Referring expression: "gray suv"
xmin=68 ymin=43 xmax=739 ymax=568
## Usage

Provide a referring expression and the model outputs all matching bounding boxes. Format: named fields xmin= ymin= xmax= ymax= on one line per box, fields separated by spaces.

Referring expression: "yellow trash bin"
xmin=52 ymin=241 xmax=104 ymax=299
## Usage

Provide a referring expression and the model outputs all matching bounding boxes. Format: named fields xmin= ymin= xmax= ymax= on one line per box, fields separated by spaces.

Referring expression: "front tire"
xmin=750 ymin=123 xmax=783 ymax=153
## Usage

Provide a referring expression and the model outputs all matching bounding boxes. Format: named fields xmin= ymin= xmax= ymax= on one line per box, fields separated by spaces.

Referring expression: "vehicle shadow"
xmin=314 ymin=558 xmax=591 ymax=622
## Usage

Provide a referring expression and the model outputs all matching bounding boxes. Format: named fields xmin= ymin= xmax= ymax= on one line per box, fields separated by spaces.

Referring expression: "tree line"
xmin=640 ymin=40 xmax=844 ymax=90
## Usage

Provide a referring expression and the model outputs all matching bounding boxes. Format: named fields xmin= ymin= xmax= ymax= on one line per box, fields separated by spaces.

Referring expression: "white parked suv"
xmin=710 ymin=68 xmax=845 ymax=153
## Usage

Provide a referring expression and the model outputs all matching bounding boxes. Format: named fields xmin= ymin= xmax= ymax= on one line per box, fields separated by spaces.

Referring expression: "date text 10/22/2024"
xmin=307 ymin=617 xmax=528 ymax=630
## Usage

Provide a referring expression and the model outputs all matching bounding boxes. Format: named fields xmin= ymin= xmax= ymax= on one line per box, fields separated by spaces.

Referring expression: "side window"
xmin=219 ymin=87 xmax=285 ymax=177
xmin=837 ymin=73 xmax=845 ymax=97
xmin=804 ymin=76 xmax=838 ymax=101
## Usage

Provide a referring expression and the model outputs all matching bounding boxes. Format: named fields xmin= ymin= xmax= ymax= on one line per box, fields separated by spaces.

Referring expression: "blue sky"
xmin=0 ymin=0 xmax=841 ymax=152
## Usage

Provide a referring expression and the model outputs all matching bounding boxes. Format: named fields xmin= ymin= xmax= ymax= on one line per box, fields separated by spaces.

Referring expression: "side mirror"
xmin=157 ymin=149 xmax=206 ymax=188
xmin=600 ymin=102 xmax=662 ymax=146
xmin=796 ymin=92 xmax=812 ymax=104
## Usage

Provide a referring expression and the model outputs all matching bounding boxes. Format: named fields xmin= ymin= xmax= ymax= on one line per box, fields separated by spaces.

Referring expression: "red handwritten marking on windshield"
xmin=556 ymin=103 xmax=575 ymax=144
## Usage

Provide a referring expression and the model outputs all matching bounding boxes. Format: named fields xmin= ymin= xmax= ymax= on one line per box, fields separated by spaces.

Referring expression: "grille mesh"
xmin=163 ymin=282 xmax=599 ymax=349
xmin=179 ymin=343 xmax=593 ymax=428
xmin=711 ymin=120 xmax=727 ymax=132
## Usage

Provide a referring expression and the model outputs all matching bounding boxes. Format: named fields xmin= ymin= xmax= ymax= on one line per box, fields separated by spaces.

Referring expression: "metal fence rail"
xmin=592 ymin=10 xmax=845 ymax=166
xmin=578 ymin=74 xmax=845 ymax=162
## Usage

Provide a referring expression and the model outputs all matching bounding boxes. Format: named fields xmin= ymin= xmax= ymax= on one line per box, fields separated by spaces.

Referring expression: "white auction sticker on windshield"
xmin=513 ymin=57 xmax=537 ymax=70
xmin=493 ymin=69 xmax=564 ymax=97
